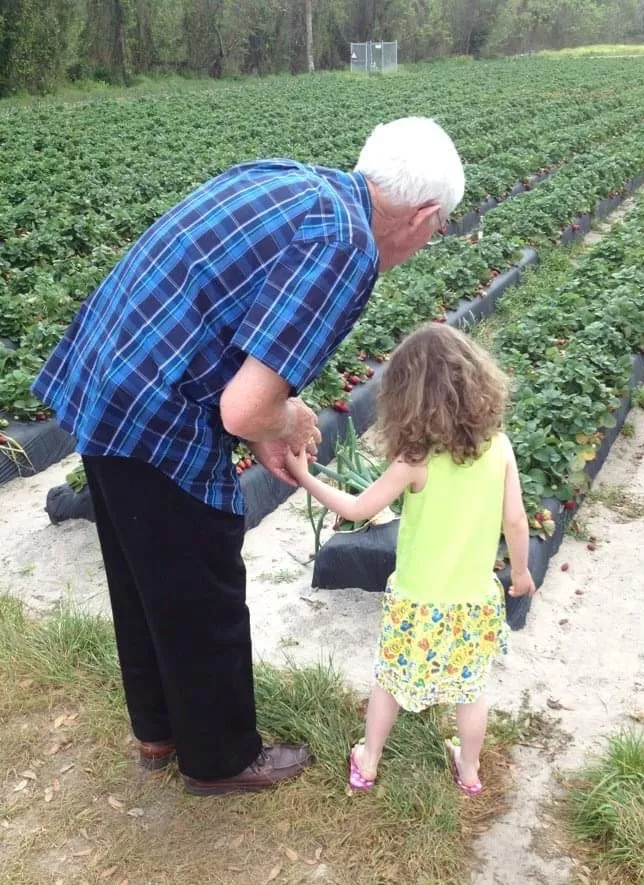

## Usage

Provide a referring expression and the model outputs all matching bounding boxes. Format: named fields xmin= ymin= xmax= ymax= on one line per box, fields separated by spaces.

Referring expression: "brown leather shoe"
xmin=139 ymin=740 xmax=176 ymax=771
xmin=183 ymin=744 xmax=311 ymax=796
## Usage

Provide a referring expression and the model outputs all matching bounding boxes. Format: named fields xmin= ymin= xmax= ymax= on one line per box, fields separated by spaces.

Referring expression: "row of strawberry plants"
xmin=461 ymin=97 xmax=644 ymax=208
xmin=483 ymin=128 xmax=644 ymax=244
xmin=2 ymin=88 xmax=640 ymax=277
xmin=494 ymin=198 xmax=644 ymax=525
xmin=2 ymin=87 xmax=637 ymax=291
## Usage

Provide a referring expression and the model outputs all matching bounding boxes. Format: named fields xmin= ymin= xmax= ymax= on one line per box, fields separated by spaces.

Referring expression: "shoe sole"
xmin=183 ymin=767 xmax=305 ymax=796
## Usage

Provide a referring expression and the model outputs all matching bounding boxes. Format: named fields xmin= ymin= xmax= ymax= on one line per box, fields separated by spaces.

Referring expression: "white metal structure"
xmin=350 ymin=41 xmax=398 ymax=74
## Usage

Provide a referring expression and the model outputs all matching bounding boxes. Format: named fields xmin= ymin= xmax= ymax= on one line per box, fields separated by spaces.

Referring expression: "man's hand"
xmin=283 ymin=398 xmax=322 ymax=455
xmin=250 ymin=430 xmax=319 ymax=486
xmin=248 ymin=439 xmax=297 ymax=486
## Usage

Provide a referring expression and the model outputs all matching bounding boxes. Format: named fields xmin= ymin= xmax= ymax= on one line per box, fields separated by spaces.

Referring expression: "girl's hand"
xmin=285 ymin=447 xmax=310 ymax=483
xmin=508 ymin=568 xmax=536 ymax=597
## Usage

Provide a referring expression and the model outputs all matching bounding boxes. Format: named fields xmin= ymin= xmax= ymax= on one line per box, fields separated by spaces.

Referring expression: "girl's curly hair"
xmin=377 ymin=323 xmax=508 ymax=465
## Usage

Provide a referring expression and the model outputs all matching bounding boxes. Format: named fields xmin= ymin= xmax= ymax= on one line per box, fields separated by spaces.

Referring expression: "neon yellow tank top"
xmin=389 ymin=433 xmax=507 ymax=604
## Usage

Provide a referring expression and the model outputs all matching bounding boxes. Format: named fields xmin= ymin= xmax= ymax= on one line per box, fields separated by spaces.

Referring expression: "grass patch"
xmin=538 ymin=44 xmax=644 ymax=58
xmin=473 ymin=188 xmax=643 ymax=360
xmin=257 ymin=568 xmax=302 ymax=585
xmin=586 ymin=485 xmax=644 ymax=521
xmin=566 ymin=515 xmax=591 ymax=540
xmin=633 ymin=386 xmax=644 ymax=409
xmin=0 ymin=595 xmax=527 ymax=885
xmin=471 ymin=245 xmax=579 ymax=355
xmin=563 ymin=731 xmax=644 ymax=883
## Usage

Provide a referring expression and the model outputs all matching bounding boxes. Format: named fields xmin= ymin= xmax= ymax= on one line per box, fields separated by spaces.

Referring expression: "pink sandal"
xmin=445 ymin=740 xmax=483 ymax=797
xmin=348 ymin=746 xmax=376 ymax=792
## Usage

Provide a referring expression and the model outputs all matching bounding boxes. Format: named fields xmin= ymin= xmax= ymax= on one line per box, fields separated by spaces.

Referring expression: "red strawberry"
xmin=587 ymin=542 xmax=596 ymax=552
xmin=333 ymin=400 xmax=350 ymax=413
xmin=375 ymin=355 xmax=384 ymax=363
xmin=343 ymin=383 xmax=353 ymax=393
xmin=349 ymin=375 xmax=360 ymax=385
xmin=366 ymin=367 xmax=375 ymax=378
xmin=561 ymin=563 xmax=569 ymax=572
xmin=244 ymin=458 xmax=252 ymax=469
xmin=358 ymin=351 xmax=367 ymax=361
xmin=563 ymin=500 xmax=576 ymax=511
xmin=236 ymin=465 xmax=243 ymax=475
xmin=534 ymin=512 xmax=544 ymax=523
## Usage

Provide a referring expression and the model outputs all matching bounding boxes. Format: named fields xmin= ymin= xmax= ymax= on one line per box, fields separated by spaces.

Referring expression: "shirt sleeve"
xmin=230 ymin=240 xmax=377 ymax=394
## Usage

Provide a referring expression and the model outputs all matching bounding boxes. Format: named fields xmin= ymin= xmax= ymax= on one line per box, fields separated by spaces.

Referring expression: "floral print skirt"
xmin=375 ymin=580 xmax=508 ymax=712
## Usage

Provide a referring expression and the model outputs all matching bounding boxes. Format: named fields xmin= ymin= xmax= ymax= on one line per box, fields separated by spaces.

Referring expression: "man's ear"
xmin=410 ymin=202 xmax=441 ymax=230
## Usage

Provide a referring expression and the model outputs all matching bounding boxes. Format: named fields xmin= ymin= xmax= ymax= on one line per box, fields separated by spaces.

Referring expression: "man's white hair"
xmin=355 ymin=117 xmax=465 ymax=215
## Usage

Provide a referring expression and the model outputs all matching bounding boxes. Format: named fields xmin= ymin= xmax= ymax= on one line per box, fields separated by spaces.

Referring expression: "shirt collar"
xmin=350 ymin=171 xmax=373 ymax=225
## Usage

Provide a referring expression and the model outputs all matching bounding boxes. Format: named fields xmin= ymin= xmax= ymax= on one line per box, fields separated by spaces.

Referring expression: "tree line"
xmin=1 ymin=0 xmax=643 ymax=95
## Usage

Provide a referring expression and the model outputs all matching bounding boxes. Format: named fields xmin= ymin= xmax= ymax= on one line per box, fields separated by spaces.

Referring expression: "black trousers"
xmin=82 ymin=455 xmax=262 ymax=780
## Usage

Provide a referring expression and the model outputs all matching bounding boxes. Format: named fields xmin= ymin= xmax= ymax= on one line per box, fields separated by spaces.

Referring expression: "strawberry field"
xmin=2 ymin=54 xmax=644 ymax=539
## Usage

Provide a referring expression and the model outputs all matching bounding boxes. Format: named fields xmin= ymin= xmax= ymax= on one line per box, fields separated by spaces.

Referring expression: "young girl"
xmin=285 ymin=323 xmax=535 ymax=796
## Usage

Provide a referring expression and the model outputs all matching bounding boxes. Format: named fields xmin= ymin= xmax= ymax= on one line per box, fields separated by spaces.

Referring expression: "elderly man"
xmin=32 ymin=117 xmax=464 ymax=796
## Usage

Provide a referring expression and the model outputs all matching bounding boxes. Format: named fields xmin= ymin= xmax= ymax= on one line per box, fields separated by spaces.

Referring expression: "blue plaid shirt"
xmin=32 ymin=160 xmax=378 ymax=514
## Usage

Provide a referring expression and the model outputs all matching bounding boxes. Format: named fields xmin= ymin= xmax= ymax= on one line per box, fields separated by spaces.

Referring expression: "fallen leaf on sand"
xmin=19 ymin=770 xmax=37 ymax=780
xmin=13 ymin=779 xmax=28 ymax=793
xmin=547 ymin=697 xmax=573 ymax=711
xmin=264 ymin=865 xmax=282 ymax=884
xmin=283 ymin=846 xmax=298 ymax=862
xmin=100 ymin=866 xmax=118 ymax=879
xmin=107 ymin=795 xmax=125 ymax=811
xmin=44 ymin=788 xmax=54 ymax=803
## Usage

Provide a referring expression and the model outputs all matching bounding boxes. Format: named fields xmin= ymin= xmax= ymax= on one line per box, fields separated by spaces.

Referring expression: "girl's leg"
xmin=454 ymin=694 xmax=488 ymax=787
xmin=355 ymin=683 xmax=400 ymax=778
